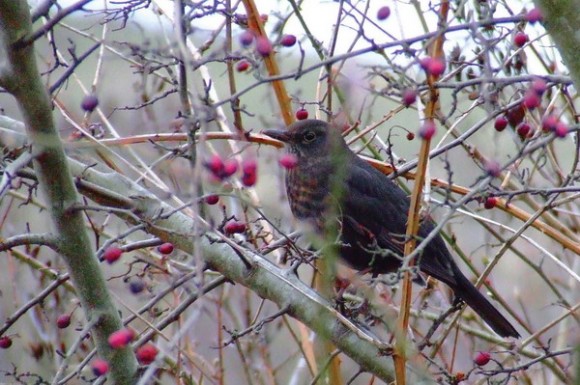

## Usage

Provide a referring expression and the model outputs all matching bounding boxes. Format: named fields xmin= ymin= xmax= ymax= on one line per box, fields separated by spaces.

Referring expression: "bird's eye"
xmin=303 ymin=131 xmax=317 ymax=143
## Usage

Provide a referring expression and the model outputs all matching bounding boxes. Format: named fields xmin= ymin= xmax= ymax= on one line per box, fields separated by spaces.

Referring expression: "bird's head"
xmin=263 ymin=119 xmax=347 ymax=159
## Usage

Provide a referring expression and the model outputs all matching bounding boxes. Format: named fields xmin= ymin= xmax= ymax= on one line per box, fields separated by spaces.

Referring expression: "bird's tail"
xmin=452 ymin=270 xmax=520 ymax=338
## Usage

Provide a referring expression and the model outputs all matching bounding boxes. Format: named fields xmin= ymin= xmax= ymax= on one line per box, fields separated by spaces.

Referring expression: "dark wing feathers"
xmin=342 ymin=158 xmax=458 ymax=285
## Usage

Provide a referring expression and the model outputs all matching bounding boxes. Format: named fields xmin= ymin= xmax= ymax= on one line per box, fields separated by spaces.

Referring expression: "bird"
xmin=263 ymin=119 xmax=520 ymax=338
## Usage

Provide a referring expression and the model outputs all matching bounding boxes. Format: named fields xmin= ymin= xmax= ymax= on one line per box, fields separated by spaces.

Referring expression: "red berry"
xmin=157 ymin=242 xmax=174 ymax=255
xmin=205 ymin=194 xmax=219 ymax=205
xmin=0 ymin=336 xmax=12 ymax=349
xmin=280 ymin=34 xmax=297 ymax=47
xmin=239 ymin=31 xmax=254 ymax=47
xmin=279 ymin=154 xmax=298 ymax=169
xmin=103 ymin=247 xmax=123 ymax=264
xmin=418 ymin=121 xmax=436 ymax=140
xmin=554 ymin=122 xmax=569 ymax=138
xmin=525 ymin=8 xmax=543 ymax=23
xmin=420 ymin=57 xmax=445 ymax=76
xmin=428 ymin=58 xmax=445 ymax=76
xmin=377 ymin=6 xmax=391 ymax=20
xmin=531 ymin=78 xmax=547 ymax=96
xmin=242 ymin=172 xmax=257 ymax=187
xmin=57 ymin=314 xmax=71 ymax=329
xmin=514 ymin=32 xmax=528 ymax=48
xmin=205 ymin=154 xmax=225 ymax=176
xmin=402 ymin=88 xmax=417 ymax=107
xmin=236 ymin=60 xmax=250 ymax=72
xmin=517 ymin=122 xmax=532 ymax=138
xmin=406 ymin=132 xmax=415 ymax=141
xmin=419 ymin=57 xmax=432 ymax=71
xmin=108 ymin=328 xmax=135 ymax=349
xmin=295 ymin=109 xmax=309 ymax=120
xmin=255 ymin=36 xmax=272 ymax=56
xmin=241 ymin=159 xmax=257 ymax=183
xmin=224 ymin=221 xmax=246 ymax=235
xmin=136 ymin=343 xmax=159 ymax=365
xmin=485 ymin=160 xmax=501 ymax=177
xmin=494 ymin=116 xmax=508 ymax=132
xmin=242 ymin=159 xmax=257 ymax=175
xmin=484 ymin=196 xmax=498 ymax=209
xmin=92 ymin=359 xmax=109 ymax=376
xmin=81 ymin=94 xmax=99 ymax=112
xmin=474 ymin=351 xmax=491 ymax=366
xmin=222 ymin=159 xmax=238 ymax=178
xmin=523 ymin=90 xmax=540 ymax=110
xmin=506 ymin=104 xmax=525 ymax=127
xmin=541 ymin=115 xmax=558 ymax=132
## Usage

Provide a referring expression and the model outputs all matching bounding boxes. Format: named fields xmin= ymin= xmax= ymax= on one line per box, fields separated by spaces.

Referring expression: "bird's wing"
xmin=341 ymin=160 xmax=411 ymax=260
xmin=342 ymin=158 xmax=458 ymax=283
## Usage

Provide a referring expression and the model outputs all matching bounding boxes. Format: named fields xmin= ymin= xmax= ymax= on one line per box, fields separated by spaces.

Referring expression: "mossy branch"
xmin=0 ymin=1 xmax=138 ymax=383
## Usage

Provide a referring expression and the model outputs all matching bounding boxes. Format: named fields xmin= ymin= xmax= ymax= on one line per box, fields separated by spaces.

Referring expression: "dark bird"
xmin=264 ymin=119 xmax=520 ymax=338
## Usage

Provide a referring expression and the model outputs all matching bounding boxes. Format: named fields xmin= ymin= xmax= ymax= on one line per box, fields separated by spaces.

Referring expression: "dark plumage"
xmin=264 ymin=119 xmax=519 ymax=338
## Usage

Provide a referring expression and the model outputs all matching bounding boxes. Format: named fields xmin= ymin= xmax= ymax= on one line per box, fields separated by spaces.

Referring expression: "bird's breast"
xmin=286 ymin=168 xmax=330 ymax=220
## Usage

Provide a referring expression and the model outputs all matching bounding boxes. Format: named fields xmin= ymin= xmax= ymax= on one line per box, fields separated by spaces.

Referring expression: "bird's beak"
xmin=262 ymin=129 xmax=291 ymax=143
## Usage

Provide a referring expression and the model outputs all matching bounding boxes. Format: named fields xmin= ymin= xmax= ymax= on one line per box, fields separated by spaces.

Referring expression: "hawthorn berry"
xmin=157 ymin=242 xmax=174 ymax=255
xmin=531 ymin=78 xmax=547 ymax=96
xmin=0 ymin=336 xmax=12 ymax=349
xmin=103 ymin=247 xmax=123 ymax=264
xmin=92 ymin=359 xmax=109 ymax=376
xmin=494 ymin=116 xmax=508 ymax=132
xmin=420 ymin=57 xmax=445 ymax=77
xmin=280 ymin=34 xmax=297 ymax=47
xmin=523 ymin=90 xmax=540 ymax=110
xmin=427 ymin=58 xmax=445 ymax=76
xmin=236 ymin=60 xmax=250 ymax=72
xmin=295 ymin=109 xmax=309 ymax=120
xmin=108 ymin=328 xmax=135 ymax=349
xmin=81 ymin=94 xmax=99 ymax=112
xmin=242 ymin=159 xmax=257 ymax=175
xmin=554 ymin=122 xmax=569 ymax=138
xmin=402 ymin=88 xmax=417 ymax=107
xmin=255 ymin=37 xmax=272 ymax=56
xmin=205 ymin=154 xmax=224 ymax=175
xmin=484 ymin=197 xmax=498 ymax=209
xmin=419 ymin=57 xmax=431 ymax=71
xmin=516 ymin=122 xmax=532 ymax=138
xmin=241 ymin=173 xmax=256 ymax=187
xmin=506 ymin=104 xmax=525 ymax=127
xmin=57 ymin=314 xmax=71 ymax=329
xmin=526 ymin=8 xmax=543 ymax=23
xmin=418 ymin=121 xmax=436 ymax=140
xmin=205 ymin=194 xmax=220 ymax=205
xmin=224 ymin=221 xmax=246 ymax=235
xmin=222 ymin=159 xmax=238 ymax=178
xmin=136 ymin=343 xmax=159 ymax=365
xmin=241 ymin=159 xmax=258 ymax=187
xmin=514 ymin=32 xmax=529 ymax=48
xmin=541 ymin=115 xmax=558 ymax=132
xmin=377 ymin=6 xmax=391 ymax=20
xmin=239 ymin=31 xmax=254 ymax=47
xmin=474 ymin=351 xmax=491 ymax=366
